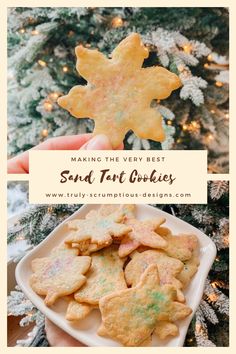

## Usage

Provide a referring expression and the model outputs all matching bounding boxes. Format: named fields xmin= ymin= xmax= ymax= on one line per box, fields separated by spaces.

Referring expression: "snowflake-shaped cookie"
xmin=58 ymin=33 xmax=181 ymax=148
xmin=65 ymin=210 xmax=131 ymax=252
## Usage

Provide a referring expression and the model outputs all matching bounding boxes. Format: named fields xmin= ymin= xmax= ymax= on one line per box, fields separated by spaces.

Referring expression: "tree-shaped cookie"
xmin=125 ymin=250 xmax=185 ymax=302
xmin=74 ymin=245 xmax=127 ymax=305
xmin=157 ymin=227 xmax=199 ymax=261
xmin=58 ymin=33 xmax=181 ymax=148
xmin=65 ymin=210 xmax=131 ymax=254
xmin=30 ymin=247 xmax=91 ymax=306
xmin=118 ymin=217 xmax=167 ymax=258
xmin=98 ymin=264 xmax=192 ymax=346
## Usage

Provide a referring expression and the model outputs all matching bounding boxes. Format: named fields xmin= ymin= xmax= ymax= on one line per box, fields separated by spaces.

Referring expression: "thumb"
xmin=80 ymin=134 xmax=113 ymax=150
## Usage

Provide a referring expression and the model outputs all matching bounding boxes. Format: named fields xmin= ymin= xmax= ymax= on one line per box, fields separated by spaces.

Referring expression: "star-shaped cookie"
xmin=30 ymin=247 xmax=91 ymax=306
xmin=58 ymin=33 xmax=181 ymax=148
xmin=98 ymin=264 xmax=192 ymax=346
xmin=118 ymin=217 xmax=167 ymax=258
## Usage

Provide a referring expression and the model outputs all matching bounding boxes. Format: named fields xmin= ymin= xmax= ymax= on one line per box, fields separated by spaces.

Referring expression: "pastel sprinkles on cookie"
xmin=30 ymin=247 xmax=91 ymax=306
xmin=29 ymin=205 xmax=200 ymax=346
xmin=125 ymin=249 xmax=185 ymax=302
xmin=118 ymin=217 xmax=167 ymax=257
xmin=58 ymin=33 xmax=181 ymax=148
xmin=65 ymin=210 xmax=131 ymax=253
xmin=99 ymin=264 xmax=192 ymax=346
xmin=74 ymin=245 xmax=127 ymax=305
xmin=157 ymin=227 xmax=199 ymax=261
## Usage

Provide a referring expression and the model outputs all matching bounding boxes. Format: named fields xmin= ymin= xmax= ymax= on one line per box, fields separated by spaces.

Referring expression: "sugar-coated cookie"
xmin=58 ymin=33 xmax=181 ymax=148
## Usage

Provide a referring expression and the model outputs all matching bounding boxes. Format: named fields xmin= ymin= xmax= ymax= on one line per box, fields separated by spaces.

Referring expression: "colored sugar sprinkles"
xmin=30 ymin=204 xmax=199 ymax=346
xmin=58 ymin=33 xmax=181 ymax=148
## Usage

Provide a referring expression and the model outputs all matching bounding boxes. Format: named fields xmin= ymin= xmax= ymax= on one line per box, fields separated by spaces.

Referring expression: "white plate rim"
xmin=15 ymin=204 xmax=217 ymax=347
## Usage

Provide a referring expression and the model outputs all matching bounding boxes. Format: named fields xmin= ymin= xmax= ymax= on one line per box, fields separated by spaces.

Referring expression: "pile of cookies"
xmin=30 ymin=205 xmax=200 ymax=346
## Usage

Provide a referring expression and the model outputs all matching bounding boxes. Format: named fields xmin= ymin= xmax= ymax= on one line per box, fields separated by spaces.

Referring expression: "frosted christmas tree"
xmin=7 ymin=7 xmax=229 ymax=172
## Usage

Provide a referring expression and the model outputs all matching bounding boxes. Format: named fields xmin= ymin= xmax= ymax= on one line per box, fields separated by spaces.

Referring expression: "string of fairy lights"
xmin=175 ymin=48 xmax=228 ymax=152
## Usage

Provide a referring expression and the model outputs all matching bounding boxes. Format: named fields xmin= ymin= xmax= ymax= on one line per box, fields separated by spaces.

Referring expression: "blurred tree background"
xmin=7 ymin=7 xmax=229 ymax=172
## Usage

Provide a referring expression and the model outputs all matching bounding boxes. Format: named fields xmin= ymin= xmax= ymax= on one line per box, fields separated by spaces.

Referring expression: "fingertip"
xmin=80 ymin=134 xmax=113 ymax=150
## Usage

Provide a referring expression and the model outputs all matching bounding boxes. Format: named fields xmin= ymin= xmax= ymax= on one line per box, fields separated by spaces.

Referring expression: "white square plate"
xmin=16 ymin=204 xmax=216 ymax=347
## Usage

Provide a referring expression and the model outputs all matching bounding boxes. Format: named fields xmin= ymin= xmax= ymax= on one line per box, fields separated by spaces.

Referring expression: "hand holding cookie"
xmin=7 ymin=134 xmax=123 ymax=174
